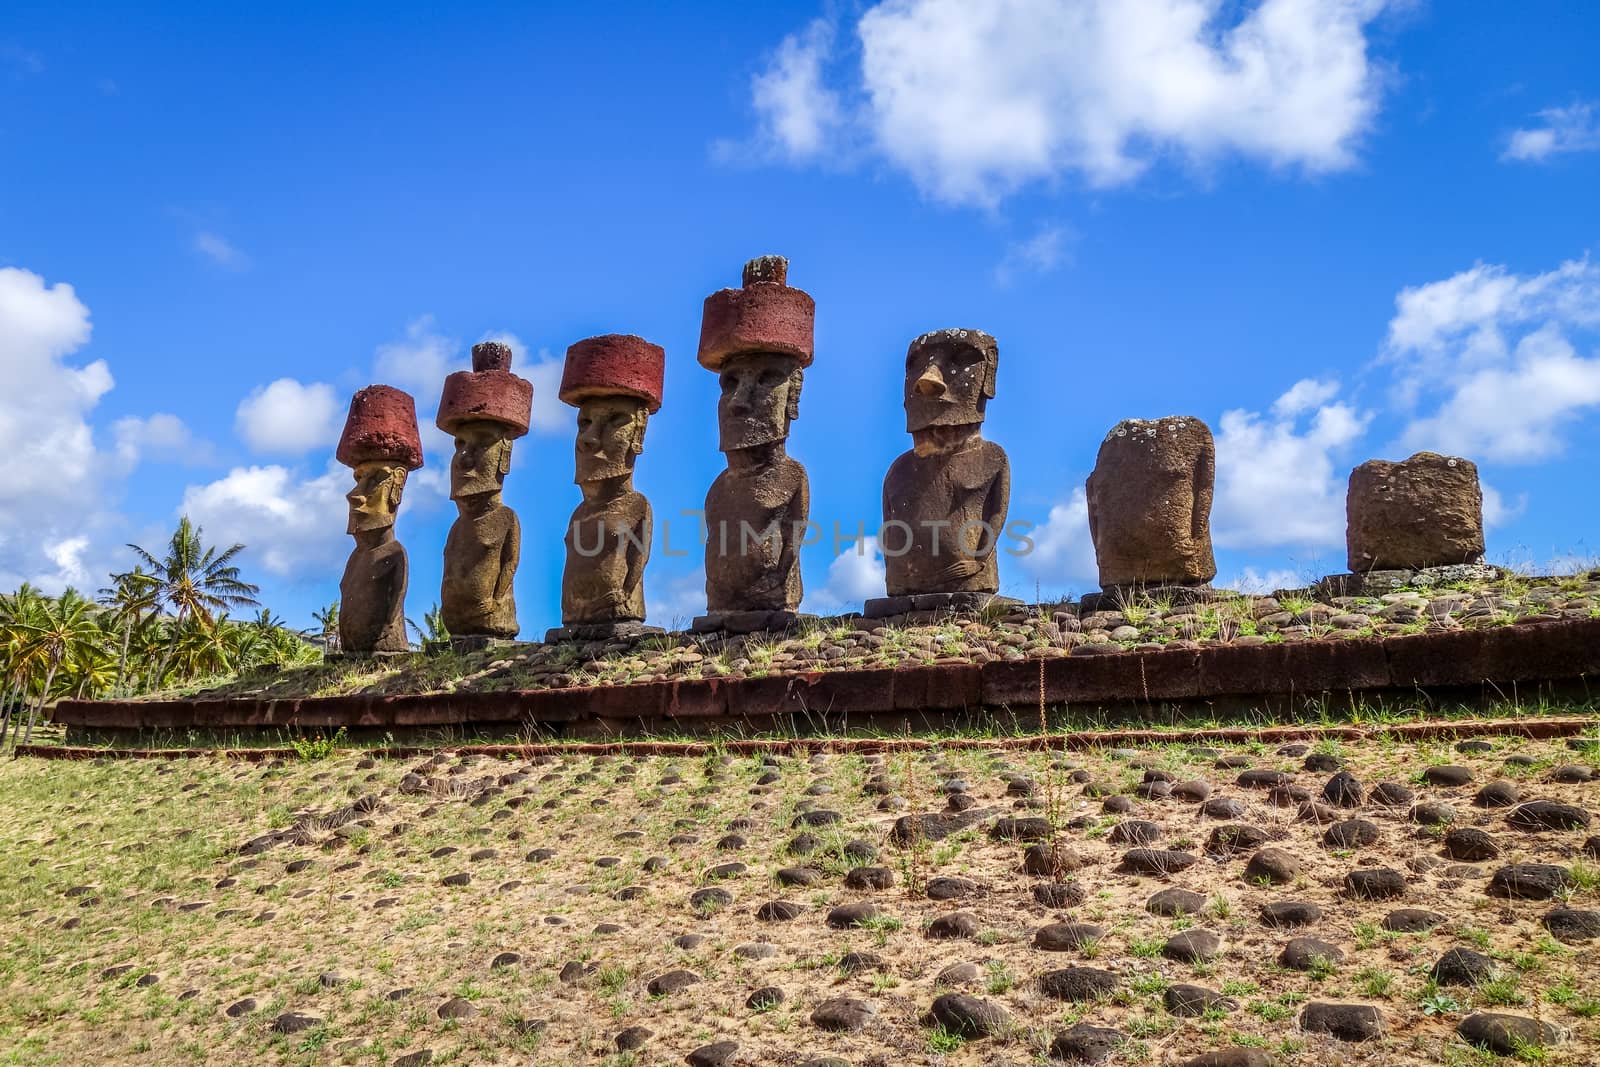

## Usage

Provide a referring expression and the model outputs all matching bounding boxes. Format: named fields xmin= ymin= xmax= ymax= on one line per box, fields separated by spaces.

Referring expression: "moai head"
xmin=436 ymin=341 xmax=532 ymax=502
xmin=560 ymin=334 xmax=666 ymax=482
xmin=574 ymin=395 xmax=649 ymax=483
xmin=903 ymin=329 xmax=999 ymax=434
xmin=336 ymin=385 xmax=423 ymax=533
xmin=698 ymin=255 xmax=815 ymax=453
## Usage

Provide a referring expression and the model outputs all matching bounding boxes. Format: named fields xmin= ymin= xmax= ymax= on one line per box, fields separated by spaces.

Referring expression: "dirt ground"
xmin=2 ymin=731 xmax=1597 ymax=1066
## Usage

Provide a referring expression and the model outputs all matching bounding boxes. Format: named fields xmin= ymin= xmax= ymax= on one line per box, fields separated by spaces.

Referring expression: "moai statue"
xmin=436 ymin=341 xmax=532 ymax=646
xmin=1346 ymin=451 xmax=1486 ymax=578
xmin=694 ymin=255 xmax=815 ymax=633
xmin=868 ymin=329 xmax=1015 ymax=619
xmin=336 ymin=385 xmax=423 ymax=655
xmin=1085 ymin=416 xmax=1217 ymax=601
xmin=548 ymin=333 xmax=666 ymax=642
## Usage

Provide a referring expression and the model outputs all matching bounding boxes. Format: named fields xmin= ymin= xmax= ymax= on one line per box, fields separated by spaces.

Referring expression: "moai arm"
xmin=1192 ymin=445 xmax=1215 ymax=546
xmin=625 ymin=501 xmax=652 ymax=609
xmin=494 ymin=510 xmax=520 ymax=607
xmin=985 ymin=453 xmax=1011 ymax=555
xmin=778 ymin=469 xmax=809 ymax=604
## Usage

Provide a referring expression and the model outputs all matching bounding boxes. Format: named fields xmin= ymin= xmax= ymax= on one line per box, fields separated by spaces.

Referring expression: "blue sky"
xmin=2 ymin=1 xmax=1598 ymax=634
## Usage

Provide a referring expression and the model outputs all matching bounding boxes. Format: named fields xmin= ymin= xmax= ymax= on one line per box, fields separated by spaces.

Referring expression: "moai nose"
xmin=915 ymin=365 xmax=947 ymax=397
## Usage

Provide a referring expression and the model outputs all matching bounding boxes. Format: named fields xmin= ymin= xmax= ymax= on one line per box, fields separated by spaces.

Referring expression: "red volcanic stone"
xmin=437 ymin=342 xmax=534 ymax=436
xmin=560 ymin=334 xmax=665 ymax=411
xmin=472 ymin=340 xmax=513 ymax=372
xmin=698 ymin=255 xmax=815 ymax=370
xmin=337 ymin=385 xmax=423 ymax=469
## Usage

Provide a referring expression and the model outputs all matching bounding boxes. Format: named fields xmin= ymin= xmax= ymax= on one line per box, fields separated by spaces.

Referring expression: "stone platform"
xmin=52 ymin=615 xmax=1600 ymax=742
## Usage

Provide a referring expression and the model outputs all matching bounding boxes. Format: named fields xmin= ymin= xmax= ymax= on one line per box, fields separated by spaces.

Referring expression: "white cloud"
xmin=37 ymin=537 xmax=91 ymax=590
xmin=0 ymin=267 xmax=121 ymax=592
xmin=1213 ymin=382 xmax=1370 ymax=550
xmin=234 ymin=378 xmax=341 ymax=455
xmin=747 ymin=18 xmax=843 ymax=161
xmin=645 ymin=567 xmax=707 ymax=630
xmin=1221 ymin=566 xmax=1303 ymax=594
xmin=994 ymin=224 xmax=1071 ymax=286
xmin=741 ymin=0 xmax=1397 ymax=205
xmin=1481 ymin=482 xmax=1526 ymax=530
xmin=179 ymin=463 xmax=348 ymax=579
xmin=1385 ymin=258 xmax=1600 ymax=462
xmin=113 ymin=413 xmax=198 ymax=466
xmin=193 ymin=231 xmax=248 ymax=269
xmin=1395 ymin=326 xmax=1600 ymax=462
xmin=1272 ymin=377 xmax=1341 ymax=418
xmin=374 ymin=316 xmax=458 ymax=399
xmin=804 ymin=536 xmax=886 ymax=615
xmin=1012 ymin=489 xmax=1098 ymax=590
xmin=1503 ymin=101 xmax=1600 ymax=163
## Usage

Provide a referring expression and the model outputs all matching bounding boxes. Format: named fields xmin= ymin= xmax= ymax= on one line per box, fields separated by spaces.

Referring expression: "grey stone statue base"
xmin=544 ymin=621 xmax=665 ymax=644
xmin=1314 ymin=562 xmax=1501 ymax=599
xmin=326 ymin=649 xmax=414 ymax=664
xmin=447 ymin=635 xmax=522 ymax=655
xmin=1077 ymin=583 xmax=1224 ymax=614
xmin=691 ymin=610 xmax=815 ymax=635
xmin=864 ymin=591 xmax=1023 ymax=619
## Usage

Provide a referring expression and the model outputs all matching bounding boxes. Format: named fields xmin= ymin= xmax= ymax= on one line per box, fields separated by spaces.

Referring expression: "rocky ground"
xmin=3 ymin=730 xmax=1598 ymax=1065
xmin=160 ymin=572 xmax=1600 ymax=703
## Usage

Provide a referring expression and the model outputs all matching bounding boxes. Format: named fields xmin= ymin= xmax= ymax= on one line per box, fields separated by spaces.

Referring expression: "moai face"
xmin=575 ymin=395 xmax=649 ymax=483
xmin=346 ymin=462 xmax=408 ymax=534
xmin=449 ymin=421 xmax=513 ymax=500
xmin=904 ymin=332 xmax=998 ymax=433
xmin=717 ymin=352 xmax=802 ymax=452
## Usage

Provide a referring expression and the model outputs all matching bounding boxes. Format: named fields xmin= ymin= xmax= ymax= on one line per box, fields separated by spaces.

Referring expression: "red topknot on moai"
xmin=337 ymin=385 xmax=423 ymax=655
xmin=437 ymin=341 xmax=533 ymax=646
xmin=695 ymin=255 xmax=816 ymax=634
xmin=551 ymin=334 xmax=666 ymax=641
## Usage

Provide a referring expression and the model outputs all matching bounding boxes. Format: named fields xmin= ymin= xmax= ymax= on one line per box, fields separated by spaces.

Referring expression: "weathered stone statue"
xmin=1347 ymin=451 xmax=1485 ymax=572
xmin=694 ymin=255 xmax=814 ymax=633
xmin=868 ymin=328 xmax=1014 ymax=618
xmin=1085 ymin=416 xmax=1217 ymax=596
xmin=436 ymin=341 xmax=532 ymax=646
xmin=548 ymin=333 xmax=666 ymax=642
xmin=336 ymin=385 xmax=423 ymax=655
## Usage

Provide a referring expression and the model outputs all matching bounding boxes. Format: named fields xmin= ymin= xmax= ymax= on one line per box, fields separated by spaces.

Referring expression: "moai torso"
xmin=562 ymin=490 xmax=650 ymax=624
xmin=442 ymin=502 xmax=520 ymax=638
xmin=339 ymin=540 xmax=409 ymax=653
xmin=882 ymin=437 xmax=1010 ymax=596
xmin=1085 ymin=416 xmax=1217 ymax=589
xmin=704 ymin=454 xmax=808 ymax=612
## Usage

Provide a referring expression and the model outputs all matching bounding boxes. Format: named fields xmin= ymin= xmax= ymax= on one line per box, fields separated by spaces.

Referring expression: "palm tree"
xmin=98 ymin=566 xmax=159 ymax=697
xmin=311 ymin=600 xmax=340 ymax=654
xmin=0 ymin=584 xmax=45 ymax=741
xmin=14 ymin=588 xmax=105 ymax=743
xmin=251 ymin=608 xmax=287 ymax=632
xmin=126 ymin=516 xmax=261 ymax=688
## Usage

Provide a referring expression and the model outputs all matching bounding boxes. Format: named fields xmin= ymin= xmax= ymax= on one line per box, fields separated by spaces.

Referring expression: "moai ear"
xmin=786 ymin=368 xmax=804 ymax=422
xmin=496 ymin=439 xmax=513 ymax=477
xmin=388 ymin=467 xmax=409 ymax=509
xmin=981 ymin=353 xmax=998 ymax=400
xmin=630 ymin=409 xmax=648 ymax=456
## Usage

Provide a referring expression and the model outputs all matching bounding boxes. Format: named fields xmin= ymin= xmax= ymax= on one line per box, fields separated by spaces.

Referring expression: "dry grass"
xmin=1 ymin=733 xmax=1597 ymax=1065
